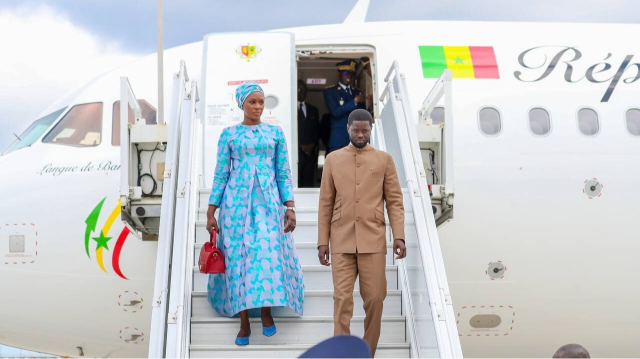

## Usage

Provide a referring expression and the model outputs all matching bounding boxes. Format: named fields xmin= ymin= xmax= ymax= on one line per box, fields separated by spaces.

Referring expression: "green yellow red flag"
xmin=419 ymin=46 xmax=500 ymax=79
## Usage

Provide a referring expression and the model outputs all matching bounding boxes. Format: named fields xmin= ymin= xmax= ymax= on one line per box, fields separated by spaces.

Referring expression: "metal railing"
xmin=148 ymin=62 xmax=193 ymax=358
xmin=164 ymin=80 xmax=200 ymax=357
xmin=377 ymin=63 xmax=462 ymax=358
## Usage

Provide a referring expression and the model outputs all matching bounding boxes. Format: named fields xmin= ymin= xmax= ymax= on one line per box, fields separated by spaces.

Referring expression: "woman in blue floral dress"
xmin=206 ymin=81 xmax=304 ymax=346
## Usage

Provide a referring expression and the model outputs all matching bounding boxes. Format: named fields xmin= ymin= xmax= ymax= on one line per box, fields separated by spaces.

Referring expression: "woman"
xmin=206 ymin=81 xmax=304 ymax=346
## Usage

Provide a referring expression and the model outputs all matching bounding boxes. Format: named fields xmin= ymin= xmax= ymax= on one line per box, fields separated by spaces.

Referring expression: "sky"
xmin=1 ymin=0 xmax=640 ymax=151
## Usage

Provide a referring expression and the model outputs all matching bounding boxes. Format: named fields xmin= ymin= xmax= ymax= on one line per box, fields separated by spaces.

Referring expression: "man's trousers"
xmin=331 ymin=252 xmax=387 ymax=357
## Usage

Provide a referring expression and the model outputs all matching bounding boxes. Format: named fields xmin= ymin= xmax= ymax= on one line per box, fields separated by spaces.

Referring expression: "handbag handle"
xmin=210 ymin=230 xmax=217 ymax=249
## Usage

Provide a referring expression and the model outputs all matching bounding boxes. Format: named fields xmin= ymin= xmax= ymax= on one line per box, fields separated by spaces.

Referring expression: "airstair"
xmin=119 ymin=33 xmax=461 ymax=358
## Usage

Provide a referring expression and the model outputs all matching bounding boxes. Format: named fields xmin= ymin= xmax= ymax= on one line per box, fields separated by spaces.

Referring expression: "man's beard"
xmin=350 ymin=138 xmax=368 ymax=149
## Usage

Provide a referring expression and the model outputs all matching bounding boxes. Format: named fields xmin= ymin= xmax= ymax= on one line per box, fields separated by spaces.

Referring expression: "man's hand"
xmin=318 ymin=245 xmax=330 ymax=266
xmin=354 ymin=93 xmax=365 ymax=103
xmin=393 ymin=239 xmax=406 ymax=259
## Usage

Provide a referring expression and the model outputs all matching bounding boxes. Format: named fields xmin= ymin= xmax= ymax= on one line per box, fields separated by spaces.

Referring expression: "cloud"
xmin=0 ymin=4 xmax=141 ymax=151
xmin=367 ymin=0 xmax=640 ymax=24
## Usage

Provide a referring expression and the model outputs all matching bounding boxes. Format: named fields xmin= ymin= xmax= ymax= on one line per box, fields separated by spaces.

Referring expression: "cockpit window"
xmin=43 ymin=102 xmax=103 ymax=147
xmin=112 ymin=100 xmax=157 ymax=146
xmin=1 ymin=107 xmax=67 ymax=155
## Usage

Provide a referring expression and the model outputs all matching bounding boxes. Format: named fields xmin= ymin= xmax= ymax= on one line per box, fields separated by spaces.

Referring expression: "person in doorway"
xmin=356 ymin=57 xmax=375 ymax=118
xmin=317 ymin=109 xmax=406 ymax=357
xmin=297 ymin=79 xmax=320 ymax=187
xmin=206 ymin=81 xmax=304 ymax=346
xmin=552 ymin=344 xmax=591 ymax=358
xmin=323 ymin=60 xmax=366 ymax=154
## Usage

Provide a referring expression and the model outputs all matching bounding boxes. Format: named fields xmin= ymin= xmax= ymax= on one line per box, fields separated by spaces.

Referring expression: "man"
xmin=552 ymin=344 xmax=591 ymax=358
xmin=323 ymin=60 xmax=366 ymax=154
xmin=317 ymin=109 xmax=407 ymax=357
xmin=297 ymin=79 xmax=320 ymax=187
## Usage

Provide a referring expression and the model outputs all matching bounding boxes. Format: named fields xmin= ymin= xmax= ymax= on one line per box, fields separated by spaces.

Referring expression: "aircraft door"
xmin=200 ymin=32 xmax=297 ymax=186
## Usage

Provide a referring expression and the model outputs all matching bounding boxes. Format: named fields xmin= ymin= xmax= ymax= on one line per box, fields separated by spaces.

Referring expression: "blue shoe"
xmin=262 ymin=324 xmax=277 ymax=337
xmin=235 ymin=333 xmax=250 ymax=346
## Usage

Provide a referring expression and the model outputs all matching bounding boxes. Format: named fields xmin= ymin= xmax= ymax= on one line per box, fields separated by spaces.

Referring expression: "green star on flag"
xmin=93 ymin=232 xmax=112 ymax=250
xmin=455 ymin=56 xmax=463 ymax=64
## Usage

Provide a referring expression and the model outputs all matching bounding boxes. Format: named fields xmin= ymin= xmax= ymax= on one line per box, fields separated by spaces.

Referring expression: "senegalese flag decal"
xmin=419 ymin=46 xmax=499 ymax=79
xmin=84 ymin=197 xmax=130 ymax=280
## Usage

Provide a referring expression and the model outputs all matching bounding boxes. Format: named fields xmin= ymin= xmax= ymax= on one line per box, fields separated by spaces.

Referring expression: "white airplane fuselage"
xmin=1 ymin=21 xmax=639 ymax=357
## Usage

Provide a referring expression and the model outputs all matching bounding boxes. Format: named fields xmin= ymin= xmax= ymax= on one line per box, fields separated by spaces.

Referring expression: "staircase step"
xmin=194 ymin=220 xmax=416 ymax=244
xmin=193 ymin=242 xmax=395 ymax=266
xmin=190 ymin=343 xmax=410 ymax=358
xmin=191 ymin=290 xmax=402 ymax=318
xmin=190 ymin=316 xmax=406 ymax=345
xmin=193 ymin=265 xmax=398 ymax=292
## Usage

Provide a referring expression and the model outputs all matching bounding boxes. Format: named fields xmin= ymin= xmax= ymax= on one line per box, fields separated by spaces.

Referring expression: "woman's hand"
xmin=206 ymin=205 xmax=219 ymax=234
xmin=284 ymin=209 xmax=296 ymax=233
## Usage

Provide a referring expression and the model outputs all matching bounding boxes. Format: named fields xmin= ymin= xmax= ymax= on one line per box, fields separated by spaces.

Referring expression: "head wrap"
xmin=235 ymin=81 xmax=264 ymax=109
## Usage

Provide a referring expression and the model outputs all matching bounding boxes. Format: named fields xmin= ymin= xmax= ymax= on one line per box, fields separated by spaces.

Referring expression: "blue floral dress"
xmin=208 ymin=123 xmax=304 ymax=316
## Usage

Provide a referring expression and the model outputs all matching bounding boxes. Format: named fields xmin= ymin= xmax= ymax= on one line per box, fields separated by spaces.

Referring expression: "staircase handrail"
xmin=379 ymin=64 xmax=462 ymax=358
xmin=164 ymin=80 xmax=200 ymax=358
xmin=149 ymin=61 xmax=189 ymax=358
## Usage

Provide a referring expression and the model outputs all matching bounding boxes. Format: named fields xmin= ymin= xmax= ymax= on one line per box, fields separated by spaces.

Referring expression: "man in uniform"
xmin=323 ymin=60 xmax=366 ymax=154
xmin=297 ymin=79 xmax=320 ymax=187
xmin=317 ymin=109 xmax=407 ymax=357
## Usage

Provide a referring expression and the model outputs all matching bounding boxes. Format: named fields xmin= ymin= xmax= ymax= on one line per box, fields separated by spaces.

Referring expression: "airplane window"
xmin=2 ymin=107 xmax=67 ymax=155
xmin=112 ymin=100 xmax=157 ymax=146
xmin=529 ymin=108 xmax=551 ymax=136
xmin=625 ymin=109 xmax=640 ymax=137
xmin=478 ymin=107 xmax=501 ymax=136
xmin=43 ymin=102 xmax=103 ymax=146
xmin=577 ymin=108 xmax=600 ymax=137
xmin=430 ymin=107 xmax=444 ymax=125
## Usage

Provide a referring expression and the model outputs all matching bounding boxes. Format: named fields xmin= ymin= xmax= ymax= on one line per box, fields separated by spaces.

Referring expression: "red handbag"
xmin=198 ymin=230 xmax=225 ymax=274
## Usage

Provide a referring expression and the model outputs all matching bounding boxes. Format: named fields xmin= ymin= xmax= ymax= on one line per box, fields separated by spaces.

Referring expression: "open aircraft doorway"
xmin=296 ymin=46 xmax=377 ymax=188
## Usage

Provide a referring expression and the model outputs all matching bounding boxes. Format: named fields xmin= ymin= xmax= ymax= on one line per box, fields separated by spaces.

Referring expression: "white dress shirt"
xmin=298 ymin=101 xmax=307 ymax=118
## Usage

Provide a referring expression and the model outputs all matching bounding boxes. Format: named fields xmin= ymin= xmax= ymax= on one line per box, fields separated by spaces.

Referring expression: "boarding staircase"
xmin=189 ymin=187 xmax=411 ymax=358
xmin=120 ymin=57 xmax=461 ymax=357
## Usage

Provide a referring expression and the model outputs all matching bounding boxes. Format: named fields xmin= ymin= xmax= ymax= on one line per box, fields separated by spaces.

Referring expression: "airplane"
xmin=1 ymin=1 xmax=640 ymax=357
